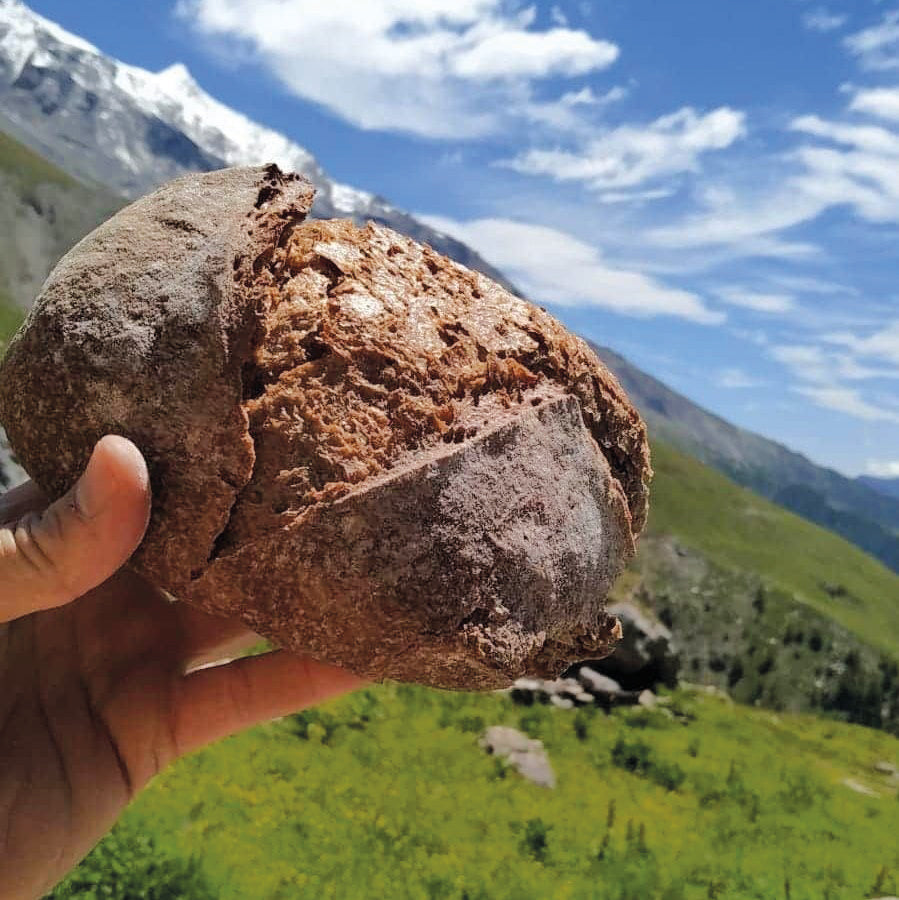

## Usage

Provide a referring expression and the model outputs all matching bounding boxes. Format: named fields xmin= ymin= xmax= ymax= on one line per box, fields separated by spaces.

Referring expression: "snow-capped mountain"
xmin=0 ymin=0 xmax=515 ymax=291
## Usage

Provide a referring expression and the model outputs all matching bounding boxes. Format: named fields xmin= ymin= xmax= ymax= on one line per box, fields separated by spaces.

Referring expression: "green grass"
xmin=0 ymin=129 xmax=79 ymax=195
xmin=53 ymin=684 xmax=899 ymax=900
xmin=647 ymin=440 xmax=899 ymax=659
xmin=0 ymin=289 xmax=24 ymax=353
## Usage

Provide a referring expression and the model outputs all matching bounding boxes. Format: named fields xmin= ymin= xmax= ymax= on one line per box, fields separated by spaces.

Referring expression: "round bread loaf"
xmin=0 ymin=165 xmax=651 ymax=689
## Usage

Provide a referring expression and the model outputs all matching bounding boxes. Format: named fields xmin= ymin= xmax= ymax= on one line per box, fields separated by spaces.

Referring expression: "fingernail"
xmin=74 ymin=443 xmax=117 ymax=519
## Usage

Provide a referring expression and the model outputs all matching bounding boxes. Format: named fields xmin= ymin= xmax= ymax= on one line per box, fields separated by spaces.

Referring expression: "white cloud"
xmin=717 ymin=287 xmax=797 ymax=313
xmin=771 ymin=344 xmax=832 ymax=382
xmin=849 ymin=86 xmax=899 ymax=121
xmin=558 ymin=85 xmax=628 ymax=107
xmin=791 ymin=114 xmax=899 ymax=155
xmin=504 ymin=106 xmax=745 ymax=191
xmin=732 ymin=327 xmax=771 ymax=347
xmin=823 ymin=320 xmax=899 ymax=364
xmin=177 ymin=0 xmax=619 ymax=139
xmin=771 ymin=332 xmax=899 ymax=427
xmin=795 ymin=385 xmax=899 ymax=422
xmin=865 ymin=459 xmax=899 ymax=477
xmin=717 ymin=368 xmax=765 ymax=389
xmin=598 ymin=186 xmax=675 ymax=204
xmin=766 ymin=273 xmax=857 ymax=296
xmin=802 ymin=8 xmax=848 ymax=33
xmin=451 ymin=27 xmax=615 ymax=79
xmin=647 ymin=186 xmax=824 ymax=249
xmin=550 ymin=5 xmax=569 ymax=27
xmin=845 ymin=10 xmax=899 ymax=71
xmin=420 ymin=215 xmax=725 ymax=324
xmin=649 ymin=98 xmax=899 ymax=250
xmin=771 ymin=342 xmax=899 ymax=382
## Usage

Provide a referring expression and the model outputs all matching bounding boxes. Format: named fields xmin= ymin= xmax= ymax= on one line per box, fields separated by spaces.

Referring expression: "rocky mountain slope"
xmin=860 ymin=475 xmax=899 ymax=501
xmin=0 ymin=126 xmax=119 ymax=309
xmin=0 ymin=0 xmax=515 ymax=294
xmin=594 ymin=343 xmax=899 ymax=574
xmin=608 ymin=439 xmax=899 ymax=733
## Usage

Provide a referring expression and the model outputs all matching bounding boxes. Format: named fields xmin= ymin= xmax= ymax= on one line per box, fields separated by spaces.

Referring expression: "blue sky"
xmin=26 ymin=0 xmax=899 ymax=478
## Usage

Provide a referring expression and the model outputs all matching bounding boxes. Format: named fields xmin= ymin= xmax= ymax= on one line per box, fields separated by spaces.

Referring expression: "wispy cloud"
xmin=845 ymin=9 xmax=899 ymax=71
xmin=503 ymin=106 xmax=745 ymax=192
xmin=558 ymin=85 xmax=628 ymax=107
xmin=648 ymin=87 xmax=899 ymax=251
xmin=865 ymin=459 xmax=899 ymax=477
xmin=771 ymin=342 xmax=899 ymax=382
xmin=795 ymin=385 xmax=899 ymax=422
xmin=177 ymin=0 xmax=619 ymax=139
xmin=849 ymin=86 xmax=899 ymax=121
xmin=717 ymin=287 xmax=797 ymax=313
xmin=802 ymin=8 xmax=848 ymax=34
xmin=822 ymin=320 xmax=899 ymax=365
xmin=420 ymin=215 xmax=725 ymax=324
xmin=772 ymin=338 xmax=899 ymax=423
xmin=717 ymin=368 xmax=765 ymax=389
xmin=550 ymin=5 xmax=568 ymax=27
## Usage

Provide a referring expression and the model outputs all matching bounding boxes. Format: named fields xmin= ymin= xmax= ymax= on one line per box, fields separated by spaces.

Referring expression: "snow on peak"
xmin=155 ymin=62 xmax=200 ymax=92
xmin=112 ymin=58 xmax=319 ymax=176
xmin=0 ymin=1 xmax=381 ymax=217
xmin=0 ymin=0 xmax=100 ymax=56
xmin=2 ymin=0 xmax=320 ymax=179
xmin=331 ymin=181 xmax=375 ymax=214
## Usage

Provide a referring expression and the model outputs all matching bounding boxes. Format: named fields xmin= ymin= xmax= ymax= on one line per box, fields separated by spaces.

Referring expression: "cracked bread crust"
xmin=0 ymin=165 xmax=651 ymax=689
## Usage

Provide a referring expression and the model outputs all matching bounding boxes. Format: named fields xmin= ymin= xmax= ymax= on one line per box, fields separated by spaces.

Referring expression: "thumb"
xmin=0 ymin=435 xmax=150 ymax=622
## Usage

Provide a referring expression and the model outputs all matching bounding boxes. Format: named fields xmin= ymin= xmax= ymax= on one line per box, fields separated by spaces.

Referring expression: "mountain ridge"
xmin=860 ymin=475 xmax=899 ymax=501
xmin=0 ymin=0 xmax=517 ymax=295
xmin=593 ymin=342 xmax=899 ymax=573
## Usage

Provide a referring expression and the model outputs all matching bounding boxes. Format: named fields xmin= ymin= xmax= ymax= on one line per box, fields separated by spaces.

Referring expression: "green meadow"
xmin=52 ymin=684 xmax=899 ymax=900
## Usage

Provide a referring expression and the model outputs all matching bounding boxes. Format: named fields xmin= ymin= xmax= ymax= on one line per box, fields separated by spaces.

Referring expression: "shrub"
xmin=521 ymin=818 xmax=551 ymax=863
xmin=50 ymin=827 xmax=214 ymax=899
xmin=611 ymin=737 xmax=685 ymax=791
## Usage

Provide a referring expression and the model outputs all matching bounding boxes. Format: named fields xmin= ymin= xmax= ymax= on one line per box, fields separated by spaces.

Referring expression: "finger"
xmin=171 ymin=651 xmax=365 ymax=758
xmin=175 ymin=602 xmax=264 ymax=671
xmin=0 ymin=435 xmax=150 ymax=621
xmin=0 ymin=480 xmax=46 ymax=525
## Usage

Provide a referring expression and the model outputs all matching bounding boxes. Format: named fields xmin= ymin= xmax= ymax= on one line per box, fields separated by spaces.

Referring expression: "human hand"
xmin=0 ymin=435 xmax=364 ymax=899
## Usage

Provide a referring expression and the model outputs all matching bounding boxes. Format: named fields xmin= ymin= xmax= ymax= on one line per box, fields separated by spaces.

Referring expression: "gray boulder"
xmin=480 ymin=726 xmax=556 ymax=788
xmin=581 ymin=601 xmax=680 ymax=690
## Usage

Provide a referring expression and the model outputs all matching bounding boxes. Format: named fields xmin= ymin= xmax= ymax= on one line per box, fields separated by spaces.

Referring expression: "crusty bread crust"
xmin=0 ymin=165 xmax=650 ymax=688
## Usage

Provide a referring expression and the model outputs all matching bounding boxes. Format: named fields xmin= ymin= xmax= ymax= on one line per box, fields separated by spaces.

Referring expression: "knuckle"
xmin=10 ymin=510 xmax=76 ymax=601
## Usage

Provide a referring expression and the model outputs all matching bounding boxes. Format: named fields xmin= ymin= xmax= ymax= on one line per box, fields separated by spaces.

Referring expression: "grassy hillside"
xmin=52 ymin=685 xmax=899 ymax=900
xmin=50 ymin=442 xmax=899 ymax=899
xmin=0 ymin=129 xmax=82 ymax=193
xmin=647 ymin=440 xmax=899 ymax=660
xmin=617 ymin=535 xmax=898 ymax=731
xmin=0 ymin=128 xmax=121 ymax=313
xmin=0 ymin=286 xmax=22 ymax=350
xmin=597 ymin=343 xmax=899 ymax=575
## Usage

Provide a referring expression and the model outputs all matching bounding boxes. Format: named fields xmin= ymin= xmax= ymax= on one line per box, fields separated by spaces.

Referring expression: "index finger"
xmin=0 ymin=480 xmax=47 ymax=525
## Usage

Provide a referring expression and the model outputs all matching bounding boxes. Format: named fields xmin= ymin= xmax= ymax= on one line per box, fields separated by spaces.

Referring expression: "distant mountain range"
xmin=0 ymin=0 xmax=515 ymax=296
xmin=595 ymin=344 xmax=899 ymax=574
xmin=859 ymin=475 xmax=899 ymax=501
